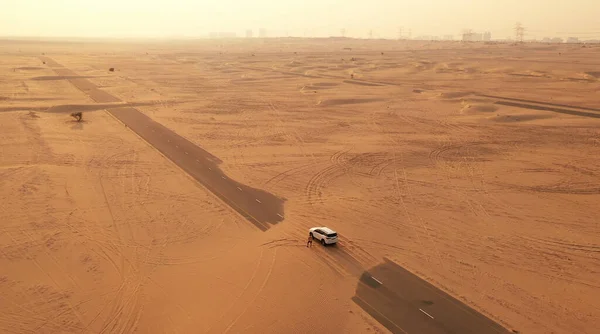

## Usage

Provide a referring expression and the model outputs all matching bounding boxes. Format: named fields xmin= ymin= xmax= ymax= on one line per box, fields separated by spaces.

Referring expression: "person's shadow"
xmin=69 ymin=120 xmax=85 ymax=130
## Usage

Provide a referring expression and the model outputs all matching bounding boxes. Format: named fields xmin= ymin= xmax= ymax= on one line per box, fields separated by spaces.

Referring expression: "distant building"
xmin=259 ymin=28 xmax=267 ymax=38
xmin=415 ymin=35 xmax=439 ymax=41
xmin=566 ymin=37 xmax=580 ymax=43
xmin=541 ymin=37 xmax=551 ymax=43
xmin=245 ymin=29 xmax=253 ymax=38
xmin=209 ymin=32 xmax=237 ymax=39
xmin=462 ymin=31 xmax=481 ymax=41
xmin=443 ymin=35 xmax=454 ymax=41
xmin=462 ymin=31 xmax=473 ymax=41
xmin=551 ymin=37 xmax=564 ymax=43
xmin=462 ymin=30 xmax=491 ymax=42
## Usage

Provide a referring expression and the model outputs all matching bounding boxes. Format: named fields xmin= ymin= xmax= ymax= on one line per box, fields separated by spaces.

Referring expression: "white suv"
xmin=309 ymin=227 xmax=338 ymax=245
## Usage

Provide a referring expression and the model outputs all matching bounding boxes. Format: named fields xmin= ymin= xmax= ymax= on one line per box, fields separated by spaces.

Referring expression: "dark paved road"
xmin=40 ymin=56 xmax=284 ymax=231
xmin=353 ymin=258 xmax=511 ymax=334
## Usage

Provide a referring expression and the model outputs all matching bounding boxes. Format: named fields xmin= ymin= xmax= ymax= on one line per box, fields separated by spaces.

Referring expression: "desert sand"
xmin=1 ymin=38 xmax=599 ymax=333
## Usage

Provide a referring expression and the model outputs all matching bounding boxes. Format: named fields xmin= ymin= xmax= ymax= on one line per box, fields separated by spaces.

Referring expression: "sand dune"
xmin=343 ymin=80 xmax=386 ymax=87
xmin=439 ymin=91 xmax=473 ymax=99
xmin=490 ymin=113 xmax=554 ymax=123
xmin=16 ymin=66 xmax=45 ymax=71
xmin=30 ymin=75 xmax=96 ymax=81
xmin=585 ymin=71 xmax=600 ymax=78
xmin=460 ymin=102 xmax=499 ymax=113
xmin=317 ymin=98 xmax=384 ymax=106
xmin=1 ymin=38 xmax=599 ymax=334
xmin=302 ymin=82 xmax=340 ymax=91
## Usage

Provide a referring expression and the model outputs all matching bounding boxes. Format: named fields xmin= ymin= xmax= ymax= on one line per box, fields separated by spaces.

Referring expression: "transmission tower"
xmin=398 ymin=27 xmax=404 ymax=40
xmin=515 ymin=22 xmax=525 ymax=42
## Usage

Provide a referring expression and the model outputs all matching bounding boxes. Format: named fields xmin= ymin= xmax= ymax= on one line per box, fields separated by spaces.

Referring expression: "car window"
xmin=326 ymin=233 xmax=337 ymax=238
xmin=315 ymin=229 xmax=323 ymax=234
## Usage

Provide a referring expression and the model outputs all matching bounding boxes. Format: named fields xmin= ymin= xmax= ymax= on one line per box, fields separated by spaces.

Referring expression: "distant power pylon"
xmin=398 ymin=27 xmax=404 ymax=40
xmin=515 ymin=22 xmax=525 ymax=42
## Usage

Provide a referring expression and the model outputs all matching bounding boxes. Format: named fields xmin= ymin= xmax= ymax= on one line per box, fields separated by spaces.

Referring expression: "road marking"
xmin=353 ymin=296 xmax=408 ymax=334
xmin=371 ymin=276 xmax=383 ymax=285
xmin=237 ymin=187 xmax=242 ymax=191
xmin=277 ymin=213 xmax=284 ymax=219
xmin=419 ymin=308 xmax=434 ymax=319
xmin=255 ymin=199 xmax=261 ymax=203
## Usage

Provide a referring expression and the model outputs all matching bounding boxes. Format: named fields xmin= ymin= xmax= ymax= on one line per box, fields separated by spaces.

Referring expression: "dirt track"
xmin=1 ymin=38 xmax=600 ymax=333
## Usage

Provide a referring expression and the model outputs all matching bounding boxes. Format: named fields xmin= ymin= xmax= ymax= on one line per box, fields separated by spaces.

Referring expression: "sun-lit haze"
xmin=1 ymin=0 xmax=599 ymax=39
xmin=2 ymin=0 xmax=600 ymax=330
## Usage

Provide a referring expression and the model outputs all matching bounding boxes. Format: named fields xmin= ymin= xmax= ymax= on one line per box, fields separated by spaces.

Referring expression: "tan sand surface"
xmin=1 ymin=38 xmax=599 ymax=333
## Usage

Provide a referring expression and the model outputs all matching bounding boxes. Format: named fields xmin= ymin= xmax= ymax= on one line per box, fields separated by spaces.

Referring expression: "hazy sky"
xmin=1 ymin=0 xmax=599 ymax=39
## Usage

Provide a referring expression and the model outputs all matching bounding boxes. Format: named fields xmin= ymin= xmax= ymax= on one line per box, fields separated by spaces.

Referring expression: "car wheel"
xmin=310 ymin=233 xmax=314 ymax=239
xmin=321 ymin=239 xmax=326 ymax=246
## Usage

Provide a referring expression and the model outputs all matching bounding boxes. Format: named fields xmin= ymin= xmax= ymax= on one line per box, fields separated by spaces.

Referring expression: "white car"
xmin=309 ymin=227 xmax=338 ymax=245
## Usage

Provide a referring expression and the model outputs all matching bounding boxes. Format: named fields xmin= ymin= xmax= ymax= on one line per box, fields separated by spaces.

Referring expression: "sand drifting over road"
xmin=1 ymin=39 xmax=600 ymax=334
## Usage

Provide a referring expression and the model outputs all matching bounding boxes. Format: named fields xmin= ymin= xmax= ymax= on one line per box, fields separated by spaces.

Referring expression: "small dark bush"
xmin=70 ymin=112 xmax=83 ymax=122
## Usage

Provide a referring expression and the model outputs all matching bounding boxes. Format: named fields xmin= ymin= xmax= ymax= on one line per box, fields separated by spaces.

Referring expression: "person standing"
xmin=307 ymin=234 xmax=313 ymax=248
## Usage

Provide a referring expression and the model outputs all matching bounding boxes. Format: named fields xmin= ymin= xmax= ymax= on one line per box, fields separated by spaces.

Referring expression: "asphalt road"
xmin=353 ymin=258 xmax=512 ymax=334
xmin=40 ymin=56 xmax=284 ymax=231
xmin=42 ymin=56 xmax=514 ymax=333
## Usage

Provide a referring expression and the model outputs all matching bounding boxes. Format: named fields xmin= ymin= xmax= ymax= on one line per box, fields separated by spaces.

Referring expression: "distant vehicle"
xmin=309 ymin=227 xmax=338 ymax=245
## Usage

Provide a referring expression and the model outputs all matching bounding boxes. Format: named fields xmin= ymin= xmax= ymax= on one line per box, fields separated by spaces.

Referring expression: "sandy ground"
xmin=1 ymin=38 xmax=600 ymax=333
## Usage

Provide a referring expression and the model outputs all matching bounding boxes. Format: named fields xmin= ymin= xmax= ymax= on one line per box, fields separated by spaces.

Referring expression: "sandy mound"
xmin=30 ymin=75 xmax=94 ymax=81
xmin=490 ymin=113 xmax=554 ymax=122
xmin=231 ymin=77 xmax=260 ymax=82
xmin=439 ymin=91 xmax=473 ymax=99
xmin=509 ymin=71 xmax=549 ymax=78
xmin=312 ymin=82 xmax=340 ymax=88
xmin=16 ymin=66 xmax=44 ymax=71
xmin=461 ymin=103 xmax=499 ymax=113
xmin=585 ymin=71 xmax=600 ymax=78
xmin=303 ymin=82 xmax=340 ymax=91
xmin=317 ymin=98 xmax=384 ymax=106
xmin=343 ymin=80 xmax=385 ymax=87
xmin=284 ymin=60 xmax=304 ymax=67
xmin=337 ymin=64 xmax=356 ymax=70
xmin=219 ymin=69 xmax=243 ymax=74
xmin=434 ymin=62 xmax=478 ymax=74
xmin=485 ymin=66 xmax=514 ymax=74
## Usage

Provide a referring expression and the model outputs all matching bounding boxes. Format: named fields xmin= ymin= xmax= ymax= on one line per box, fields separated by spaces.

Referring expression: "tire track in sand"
xmin=205 ymin=248 xmax=277 ymax=334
